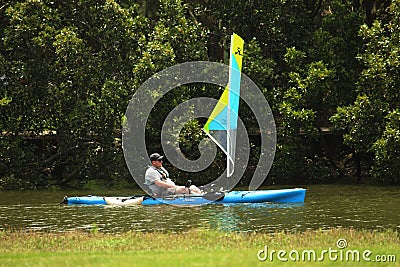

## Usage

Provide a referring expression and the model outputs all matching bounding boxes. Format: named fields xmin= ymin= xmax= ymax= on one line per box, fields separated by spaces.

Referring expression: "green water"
xmin=0 ymin=185 xmax=399 ymax=233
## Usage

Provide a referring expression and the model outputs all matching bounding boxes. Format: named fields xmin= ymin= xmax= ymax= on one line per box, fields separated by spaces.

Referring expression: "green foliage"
xmin=267 ymin=0 xmax=365 ymax=183
xmin=271 ymin=46 xmax=338 ymax=183
xmin=6 ymin=0 xmax=144 ymax=188
xmin=0 ymin=0 xmax=206 ymax=189
xmin=330 ymin=0 xmax=400 ymax=183
xmin=371 ymin=110 xmax=400 ymax=184
xmin=244 ymin=39 xmax=277 ymax=98
xmin=331 ymin=95 xmax=386 ymax=152
xmin=1 ymin=0 xmax=399 ymax=188
xmin=0 ymin=96 xmax=12 ymax=106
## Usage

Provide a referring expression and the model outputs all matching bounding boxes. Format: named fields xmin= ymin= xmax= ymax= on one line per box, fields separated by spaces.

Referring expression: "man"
xmin=144 ymin=153 xmax=203 ymax=197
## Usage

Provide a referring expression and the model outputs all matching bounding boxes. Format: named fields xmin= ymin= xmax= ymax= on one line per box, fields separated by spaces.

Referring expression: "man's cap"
xmin=149 ymin=153 xmax=164 ymax=161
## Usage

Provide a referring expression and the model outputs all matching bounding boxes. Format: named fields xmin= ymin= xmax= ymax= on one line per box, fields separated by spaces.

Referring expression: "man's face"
xmin=152 ymin=159 xmax=163 ymax=168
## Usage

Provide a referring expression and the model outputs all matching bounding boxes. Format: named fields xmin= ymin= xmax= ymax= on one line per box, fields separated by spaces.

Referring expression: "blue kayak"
xmin=62 ymin=188 xmax=306 ymax=205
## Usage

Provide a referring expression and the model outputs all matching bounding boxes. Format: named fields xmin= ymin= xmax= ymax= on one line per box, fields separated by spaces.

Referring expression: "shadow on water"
xmin=0 ymin=185 xmax=399 ymax=233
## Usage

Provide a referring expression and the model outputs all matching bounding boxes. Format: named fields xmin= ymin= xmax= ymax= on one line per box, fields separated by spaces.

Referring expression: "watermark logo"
xmin=336 ymin=238 xmax=348 ymax=249
xmin=122 ymin=61 xmax=276 ymax=202
xmin=257 ymin=238 xmax=397 ymax=263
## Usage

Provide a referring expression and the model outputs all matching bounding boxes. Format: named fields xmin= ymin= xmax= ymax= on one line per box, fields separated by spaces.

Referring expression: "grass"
xmin=0 ymin=228 xmax=399 ymax=266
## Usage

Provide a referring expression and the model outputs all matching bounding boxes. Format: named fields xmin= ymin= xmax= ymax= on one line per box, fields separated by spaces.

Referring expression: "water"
xmin=0 ymin=185 xmax=399 ymax=233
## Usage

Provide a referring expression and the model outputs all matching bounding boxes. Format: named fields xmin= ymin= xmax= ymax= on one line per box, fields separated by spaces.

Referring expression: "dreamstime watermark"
xmin=122 ymin=61 xmax=276 ymax=203
xmin=257 ymin=238 xmax=397 ymax=263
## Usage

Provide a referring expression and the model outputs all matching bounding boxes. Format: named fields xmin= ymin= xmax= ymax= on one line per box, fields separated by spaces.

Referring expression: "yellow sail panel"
xmin=204 ymin=84 xmax=229 ymax=133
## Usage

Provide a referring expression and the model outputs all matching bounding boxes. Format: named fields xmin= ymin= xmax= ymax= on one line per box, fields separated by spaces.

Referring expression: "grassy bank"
xmin=0 ymin=228 xmax=399 ymax=266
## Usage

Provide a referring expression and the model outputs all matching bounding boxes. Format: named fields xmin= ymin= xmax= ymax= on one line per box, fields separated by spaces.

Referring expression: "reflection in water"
xmin=206 ymin=203 xmax=305 ymax=232
xmin=207 ymin=206 xmax=241 ymax=232
xmin=0 ymin=185 xmax=399 ymax=233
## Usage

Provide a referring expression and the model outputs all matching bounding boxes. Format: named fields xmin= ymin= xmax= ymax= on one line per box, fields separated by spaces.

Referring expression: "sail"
xmin=204 ymin=33 xmax=244 ymax=177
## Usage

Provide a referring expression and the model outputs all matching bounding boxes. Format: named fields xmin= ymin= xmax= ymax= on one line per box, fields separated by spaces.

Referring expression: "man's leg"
xmin=175 ymin=185 xmax=203 ymax=194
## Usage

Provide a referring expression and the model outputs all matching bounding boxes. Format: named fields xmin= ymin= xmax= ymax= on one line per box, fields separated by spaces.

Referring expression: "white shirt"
xmin=144 ymin=166 xmax=175 ymax=196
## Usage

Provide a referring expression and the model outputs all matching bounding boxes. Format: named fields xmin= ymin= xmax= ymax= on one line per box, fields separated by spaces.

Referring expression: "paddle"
xmin=102 ymin=195 xmax=153 ymax=202
xmin=160 ymin=191 xmax=225 ymax=201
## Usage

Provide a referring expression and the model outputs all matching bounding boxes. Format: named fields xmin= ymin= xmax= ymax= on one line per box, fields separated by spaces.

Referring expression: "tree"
xmin=269 ymin=1 xmax=365 ymax=183
xmin=331 ymin=0 xmax=400 ymax=184
xmin=0 ymin=0 xmax=206 ymax=189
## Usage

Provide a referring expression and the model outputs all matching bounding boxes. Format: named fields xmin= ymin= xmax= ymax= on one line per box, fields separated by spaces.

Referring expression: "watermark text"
xmin=257 ymin=238 xmax=397 ymax=263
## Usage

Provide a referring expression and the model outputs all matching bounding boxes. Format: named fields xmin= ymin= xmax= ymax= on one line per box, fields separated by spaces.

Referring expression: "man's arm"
xmin=154 ymin=179 xmax=176 ymax=189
